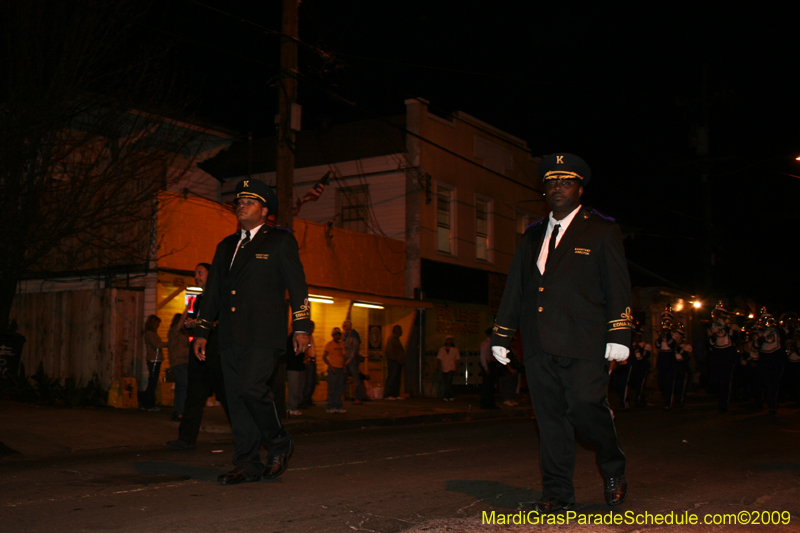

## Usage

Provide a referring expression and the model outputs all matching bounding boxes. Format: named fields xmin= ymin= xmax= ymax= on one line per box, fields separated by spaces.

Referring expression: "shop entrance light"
xmin=353 ymin=301 xmax=384 ymax=309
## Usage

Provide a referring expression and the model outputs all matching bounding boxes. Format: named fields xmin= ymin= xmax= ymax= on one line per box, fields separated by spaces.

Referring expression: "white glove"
xmin=604 ymin=343 xmax=630 ymax=362
xmin=491 ymin=346 xmax=511 ymax=365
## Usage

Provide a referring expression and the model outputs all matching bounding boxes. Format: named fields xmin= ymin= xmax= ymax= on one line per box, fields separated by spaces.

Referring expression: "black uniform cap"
xmin=235 ymin=178 xmax=278 ymax=214
xmin=538 ymin=153 xmax=591 ymax=186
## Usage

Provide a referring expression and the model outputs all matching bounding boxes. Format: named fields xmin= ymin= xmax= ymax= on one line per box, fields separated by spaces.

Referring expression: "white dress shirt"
xmin=230 ymin=223 xmax=264 ymax=268
xmin=536 ymin=205 xmax=582 ymax=274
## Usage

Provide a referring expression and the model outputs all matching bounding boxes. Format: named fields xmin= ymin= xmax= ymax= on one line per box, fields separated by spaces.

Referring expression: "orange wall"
xmin=156 ymin=192 xmax=406 ymax=297
xmin=294 ymin=219 xmax=406 ymax=299
xmin=157 ymin=192 xmax=239 ymax=271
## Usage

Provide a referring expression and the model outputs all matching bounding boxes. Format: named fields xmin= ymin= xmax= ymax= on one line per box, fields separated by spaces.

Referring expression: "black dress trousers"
xmin=221 ymin=344 xmax=291 ymax=476
xmin=524 ymin=335 xmax=625 ymax=503
xmin=177 ymin=337 xmax=229 ymax=446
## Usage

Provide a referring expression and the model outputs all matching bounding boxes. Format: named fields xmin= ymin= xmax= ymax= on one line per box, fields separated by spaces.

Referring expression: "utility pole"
xmin=276 ymin=0 xmax=299 ymax=229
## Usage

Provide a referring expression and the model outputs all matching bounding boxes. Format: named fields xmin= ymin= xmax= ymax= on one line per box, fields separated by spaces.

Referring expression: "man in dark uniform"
xmin=708 ymin=302 xmax=740 ymax=413
xmin=628 ymin=324 xmax=652 ymax=407
xmin=491 ymin=153 xmax=633 ymax=512
xmin=194 ymin=178 xmax=311 ymax=485
xmin=167 ymin=262 xmax=229 ymax=450
xmin=672 ymin=323 xmax=692 ymax=407
xmin=753 ymin=309 xmax=787 ymax=413
xmin=656 ymin=307 xmax=678 ymax=409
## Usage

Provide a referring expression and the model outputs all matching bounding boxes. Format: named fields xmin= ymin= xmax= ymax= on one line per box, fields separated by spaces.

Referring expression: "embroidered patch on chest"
xmin=255 ymin=254 xmax=270 ymax=260
xmin=574 ymin=248 xmax=591 ymax=256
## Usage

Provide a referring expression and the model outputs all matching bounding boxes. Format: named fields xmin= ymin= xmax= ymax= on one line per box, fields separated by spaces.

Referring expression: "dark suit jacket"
xmin=492 ymin=207 xmax=633 ymax=361
xmin=195 ymin=225 xmax=311 ymax=351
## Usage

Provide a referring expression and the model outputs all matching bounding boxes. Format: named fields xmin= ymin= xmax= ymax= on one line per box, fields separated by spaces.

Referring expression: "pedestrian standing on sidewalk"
xmin=324 ymin=327 xmax=347 ymax=413
xmin=143 ymin=315 xmax=167 ymax=412
xmin=480 ymin=328 xmax=499 ymax=409
xmin=384 ymin=325 xmax=406 ymax=400
xmin=168 ymin=308 xmax=191 ymax=421
xmin=436 ymin=335 xmax=459 ymax=402
xmin=300 ymin=324 xmax=318 ymax=408
xmin=342 ymin=320 xmax=364 ymax=405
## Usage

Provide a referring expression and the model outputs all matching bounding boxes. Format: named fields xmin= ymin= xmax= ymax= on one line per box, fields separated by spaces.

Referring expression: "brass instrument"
xmin=660 ymin=305 xmax=674 ymax=331
xmin=711 ymin=301 xmax=728 ymax=321
xmin=758 ymin=307 xmax=776 ymax=329
xmin=710 ymin=301 xmax=729 ymax=334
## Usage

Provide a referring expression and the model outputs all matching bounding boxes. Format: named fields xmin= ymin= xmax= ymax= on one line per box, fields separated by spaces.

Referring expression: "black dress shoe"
xmin=530 ymin=499 xmax=575 ymax=513
xmin=217 ymin=468 xmax=260 ymax=485
xmin=263 ymin=441 xmax=294 ymax=480
xmin=166 ymin=439 xmax=195 ymax=450
xmin=604 ymin=475 xmax=628 ymax=506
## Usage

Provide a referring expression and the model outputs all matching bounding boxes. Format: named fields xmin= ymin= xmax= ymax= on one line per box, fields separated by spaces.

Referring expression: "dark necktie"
xmin=239 ymin=230 xmax=251 ymax=250
xmin=230 ymin=230 xmax=251 ymax=270
xmin=545 ymin=224 xmax=560 ymax=271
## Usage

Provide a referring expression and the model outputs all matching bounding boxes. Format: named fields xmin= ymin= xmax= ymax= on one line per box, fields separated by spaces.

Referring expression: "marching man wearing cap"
xmin=194 ymin=178 xmax=311 ymax=485
xmin=491 ymin=153 xmax=633 ymax=512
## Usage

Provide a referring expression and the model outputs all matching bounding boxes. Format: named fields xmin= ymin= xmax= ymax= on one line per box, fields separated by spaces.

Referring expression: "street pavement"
xmin=0 ymin=394 xmax=530 ymax=457
xmin=2 ymin=393 xmax=800 ymax=532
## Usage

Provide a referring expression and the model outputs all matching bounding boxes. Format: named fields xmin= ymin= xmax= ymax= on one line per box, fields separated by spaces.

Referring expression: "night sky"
xmin=144 ymin=1 xmax=800 ymax=312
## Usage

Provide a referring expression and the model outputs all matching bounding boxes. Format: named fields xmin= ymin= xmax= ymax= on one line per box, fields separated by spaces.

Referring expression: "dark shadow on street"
xmin=135 ymin=461 xmax=222 ymax=483
xmin=445 ymin=480 xmax=629 ymax=516
xmin=445 ymin=480 xmax=539 ymax=509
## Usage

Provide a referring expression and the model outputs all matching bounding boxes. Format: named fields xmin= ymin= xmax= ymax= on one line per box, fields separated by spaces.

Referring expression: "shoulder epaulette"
xmin=524 ymin=217 xmax=546 ymax=232
xmin=588 ymin=208 xmax=615 ymax=222
xmin=273 ymin=225 xmax=294 ymax=233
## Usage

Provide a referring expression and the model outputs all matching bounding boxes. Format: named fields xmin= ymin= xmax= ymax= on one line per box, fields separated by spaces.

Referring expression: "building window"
xmin=336 ymin=185 xmax=369 ymax=233
xmin=436 ymin=184 xmax=455 ymax=254
xmin=475 ymin=197 xmax=492 ymax=261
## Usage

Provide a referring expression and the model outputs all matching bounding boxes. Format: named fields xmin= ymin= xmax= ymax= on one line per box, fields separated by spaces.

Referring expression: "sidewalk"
xmin=0 ymin=395 xmax=532 ymax=458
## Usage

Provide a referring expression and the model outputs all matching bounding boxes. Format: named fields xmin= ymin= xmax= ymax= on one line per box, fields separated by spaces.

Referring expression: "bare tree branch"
xmin=0 ymin=0 xmax=209 ymax=330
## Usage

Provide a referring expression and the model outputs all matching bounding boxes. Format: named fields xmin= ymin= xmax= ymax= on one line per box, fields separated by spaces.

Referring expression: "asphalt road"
xmin=2 ymin=398 xmax=799 ymax=532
